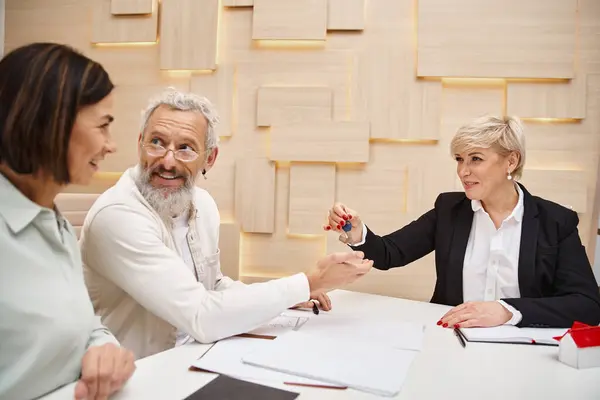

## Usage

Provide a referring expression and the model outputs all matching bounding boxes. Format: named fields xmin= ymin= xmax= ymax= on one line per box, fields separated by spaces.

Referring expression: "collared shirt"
xmin=81 ymin=167 xmax=310 ymax=359
xmin=463 ymin=183 xmax=524 ymax=325
xmin=0 ymin=173 xmax=118 ymax=400
xmin=171 ymin=209 xmax=195 ymax=347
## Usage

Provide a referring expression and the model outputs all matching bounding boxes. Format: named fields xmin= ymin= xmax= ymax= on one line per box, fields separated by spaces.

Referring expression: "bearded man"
xmin=80 ymin=89 xmax=372 ymax=359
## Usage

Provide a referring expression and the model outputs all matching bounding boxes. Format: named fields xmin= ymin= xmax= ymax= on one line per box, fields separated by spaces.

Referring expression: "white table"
xmin=41 ymin=290 xmax=599 ymax=399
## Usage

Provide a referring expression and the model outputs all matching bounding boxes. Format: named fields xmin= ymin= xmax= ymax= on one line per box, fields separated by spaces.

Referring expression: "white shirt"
xmin=352 ymin=184 xmax=524 ymax=325
xmin=463 ymin=184 xmax=524 ymax=325
xmin=170 ymin=210 xmax=195 ymax=347
xmin=81 ymin=167 xmax=311 ymax=359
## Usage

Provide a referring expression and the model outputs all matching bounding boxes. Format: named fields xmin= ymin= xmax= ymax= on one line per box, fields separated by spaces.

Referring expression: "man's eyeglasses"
xmin=143 ymin=143 xmax=202 ymax=163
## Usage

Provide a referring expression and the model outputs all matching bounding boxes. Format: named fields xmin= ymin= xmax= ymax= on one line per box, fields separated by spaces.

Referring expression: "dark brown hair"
xmin=0 ymin=42 xmax=114 ymax=183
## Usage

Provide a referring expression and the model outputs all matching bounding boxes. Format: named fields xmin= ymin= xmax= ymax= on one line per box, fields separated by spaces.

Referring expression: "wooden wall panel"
xmin=327 ymin=0 xmax=365 ymax=31
xmin=507 ymin=77 xmax=587 ymax=119
xmin=520 ymin=169 xmax=587 ymax=213
xmin=354 ymin=1 xmax=442 ymax=140
xmin=252 ymin=0 xmax=327 ymax=40
xmin=580 ymin=0 xmax=600 ymax=74
xmin=104 ymin=79 xmax=191 ymax=172
xmin=256 ymin=86 xmax=332 ymax=127
xmin=417 ymin=0 xmax=577 ymax=78
xmin=240 ymin=167 xmax=325 ymax=278
xmin=219 ymin=222 xmax=241 ymax=280
xmin=160 ymin=0 xmax=218 ymax=70
xmin=234 ymin=157 xmax=276 ymax=233
xmin=334 ymin=144 xmax=409 ymax=238
xmin=7 ymin=0 xmax=600 ymax=291
xmin=198 ymin=154 xmax=236 ymax=223
xmin=270 ymin=121 xmax=370 ymax=163
xmin=405 ymin=81 xmax=443 ymax=140
xmin=288 ymin=164 xmax=335 ymax=235
xmin=61 ymin=173 xmax=122 ymax=195
xmin=191 ymin=65 xmax=236 ymax=137
xmin=236 ymin=52 xmax=354 ymax=123
xmin=92 ymin=0 xmax=158 ymax=44
xmin=524 ymin=121 xmax=596 ymax=153
xmin=111 ymin=0 xmax=152 ymax=15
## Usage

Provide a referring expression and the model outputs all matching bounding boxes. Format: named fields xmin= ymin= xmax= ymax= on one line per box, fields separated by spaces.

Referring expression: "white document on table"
xmin=245 ymin=314 xmax=309 ymax=338
xmin=242 ymin=331 xmax=418 ymax=397
xmin=191 ymin=336 xmax=344 ymax=388
xmin=299 ymin=316 xmax=425 ymax=351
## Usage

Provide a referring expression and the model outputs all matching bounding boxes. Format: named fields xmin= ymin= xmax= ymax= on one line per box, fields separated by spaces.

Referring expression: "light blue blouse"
xmin=0 ymin=173 xmax=118 ymax=399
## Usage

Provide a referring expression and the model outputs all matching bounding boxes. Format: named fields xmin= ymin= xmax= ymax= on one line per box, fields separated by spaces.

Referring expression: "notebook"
xmin=241 ymin=330 xmax=418 ymax=397
xmin=183 ymin=374 xmax=299 ymax=400
xmin=459 ymin=325 xmax=568 ymax=346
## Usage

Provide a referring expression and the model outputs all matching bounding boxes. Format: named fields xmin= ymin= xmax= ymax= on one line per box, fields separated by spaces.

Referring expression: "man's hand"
xmin=306 ymin=251 xmax=373 ymax=293
xmin=292 ymin=291 xmax=333 ymax=311
xmin=74 ymin=343 xmax=135 ymax=400
xmin=438 ymin=301 xmax=512 ymax=328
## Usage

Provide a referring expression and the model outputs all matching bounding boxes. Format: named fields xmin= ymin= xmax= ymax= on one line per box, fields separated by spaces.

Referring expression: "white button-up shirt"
xmin=463 ymin=184 xmax=524 ymax=325
xmin=0 ymin=173 xmax=118 ymax=400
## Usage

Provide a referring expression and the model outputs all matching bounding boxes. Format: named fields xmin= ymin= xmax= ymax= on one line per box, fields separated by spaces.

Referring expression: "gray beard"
xmin=133 ymin=164 xmax=194 ymax=227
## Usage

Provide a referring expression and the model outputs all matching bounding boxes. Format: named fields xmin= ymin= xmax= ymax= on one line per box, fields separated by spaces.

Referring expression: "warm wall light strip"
xmin=253 ymin=40 xmax=326 ymax=49
xmin=505 ymin=78 xmax=571 ymax=84
xmin=92 ymin=42 xmax=157 ymax=47
xmin=369 ymin=138 xmax=439 ymax=145
xmin=442 ymin=78 xmax=505 ymax=88
xmin=275 ymin=161 xmax=291 ymax=169
xmin=165 ymin=69 xmax=214 ymax=74
xmin=521 ymin=118 xmax=582 ymax=124
xmin=286 ymin=232 xmax=324 ymax=240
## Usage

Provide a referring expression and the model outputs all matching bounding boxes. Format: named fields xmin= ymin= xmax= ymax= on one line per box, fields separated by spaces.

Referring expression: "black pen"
xmin=312 ymin=301 xmax=320 ymax=315
xmin=453 ymin=327 xmax=466 ymax=348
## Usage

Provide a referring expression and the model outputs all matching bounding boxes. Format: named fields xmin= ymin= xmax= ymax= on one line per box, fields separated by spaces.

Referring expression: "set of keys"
xmin=340 ymin=220 xmax=352 ymax=241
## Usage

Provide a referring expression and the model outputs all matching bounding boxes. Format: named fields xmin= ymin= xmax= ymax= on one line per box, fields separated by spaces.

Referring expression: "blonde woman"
xmin=325 ymin=115 xmax=600 ymax=329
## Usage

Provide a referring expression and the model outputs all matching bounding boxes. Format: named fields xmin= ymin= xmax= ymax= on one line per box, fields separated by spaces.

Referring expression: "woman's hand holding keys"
xmin=323 ymin=202 xmax=364 ymax=245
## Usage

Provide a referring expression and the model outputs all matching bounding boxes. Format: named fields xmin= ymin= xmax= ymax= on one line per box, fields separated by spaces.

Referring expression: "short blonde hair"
xmin=450 ymin=115 xmax=526 ymax=179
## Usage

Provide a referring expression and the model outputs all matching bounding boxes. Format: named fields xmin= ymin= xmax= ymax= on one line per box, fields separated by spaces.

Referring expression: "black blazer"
xmin=355 ymin=183 xmax=600 ymax=328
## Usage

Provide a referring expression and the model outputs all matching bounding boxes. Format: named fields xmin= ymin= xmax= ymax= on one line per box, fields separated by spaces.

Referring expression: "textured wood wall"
xmin=5 ymin=0 xmax=600 ymax=299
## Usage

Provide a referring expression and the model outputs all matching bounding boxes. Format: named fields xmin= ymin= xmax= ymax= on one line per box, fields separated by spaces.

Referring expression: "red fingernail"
xmin=336 ymin=224 xmax=341 ymax=229
xmin=348 ymin=215 xmax=353 ymax=219
xmin=342 ymin=215 xmax=348 ymax=220
xmin=443 ymin=323 xmax=448 ymax=328
xmin=436 ymin=320 xmax=442 ymax=326
xmin=325 ymin=226 xmax=331 ymax=231
xmin=454 ymin=324 xmax=460 ymax=329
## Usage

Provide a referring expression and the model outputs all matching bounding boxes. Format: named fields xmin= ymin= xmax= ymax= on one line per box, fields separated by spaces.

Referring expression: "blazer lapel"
xmin=446 ymin=200 xmax=473 ymax=305
xmin=517 ymin=184 xmax=539 ymax=297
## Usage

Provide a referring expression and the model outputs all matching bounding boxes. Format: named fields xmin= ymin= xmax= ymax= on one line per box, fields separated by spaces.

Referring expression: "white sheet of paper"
xmin=242 ymin=331 xmax=418 ymax=397
xmin=299 ymin=315 xmax=425 ymax=351
xmin=246 ymin=315 xmax=309 ymax=337
xmin=191 ymin=336 xmax=344 ymax=387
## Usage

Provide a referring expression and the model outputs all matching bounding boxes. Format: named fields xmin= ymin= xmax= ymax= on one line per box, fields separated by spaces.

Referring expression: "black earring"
xmin=202 ymin=169 xmax=207 ymax=180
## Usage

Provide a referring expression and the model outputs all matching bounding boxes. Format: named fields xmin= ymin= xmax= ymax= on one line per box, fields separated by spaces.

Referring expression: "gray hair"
xmin=140 ymin=87 xmax=220 ymax=152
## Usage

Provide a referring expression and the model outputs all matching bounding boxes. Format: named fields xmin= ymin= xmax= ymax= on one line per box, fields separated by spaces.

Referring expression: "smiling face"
xmin=455 ymin=147 xmax=517 ymax=201
xmin=135 ymin=104 xmax=218 ymax=219
xmin=139 ymin=105 xmax=214 ymax=189
xmin=67 ymin=92 xmax=116 ymax=185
